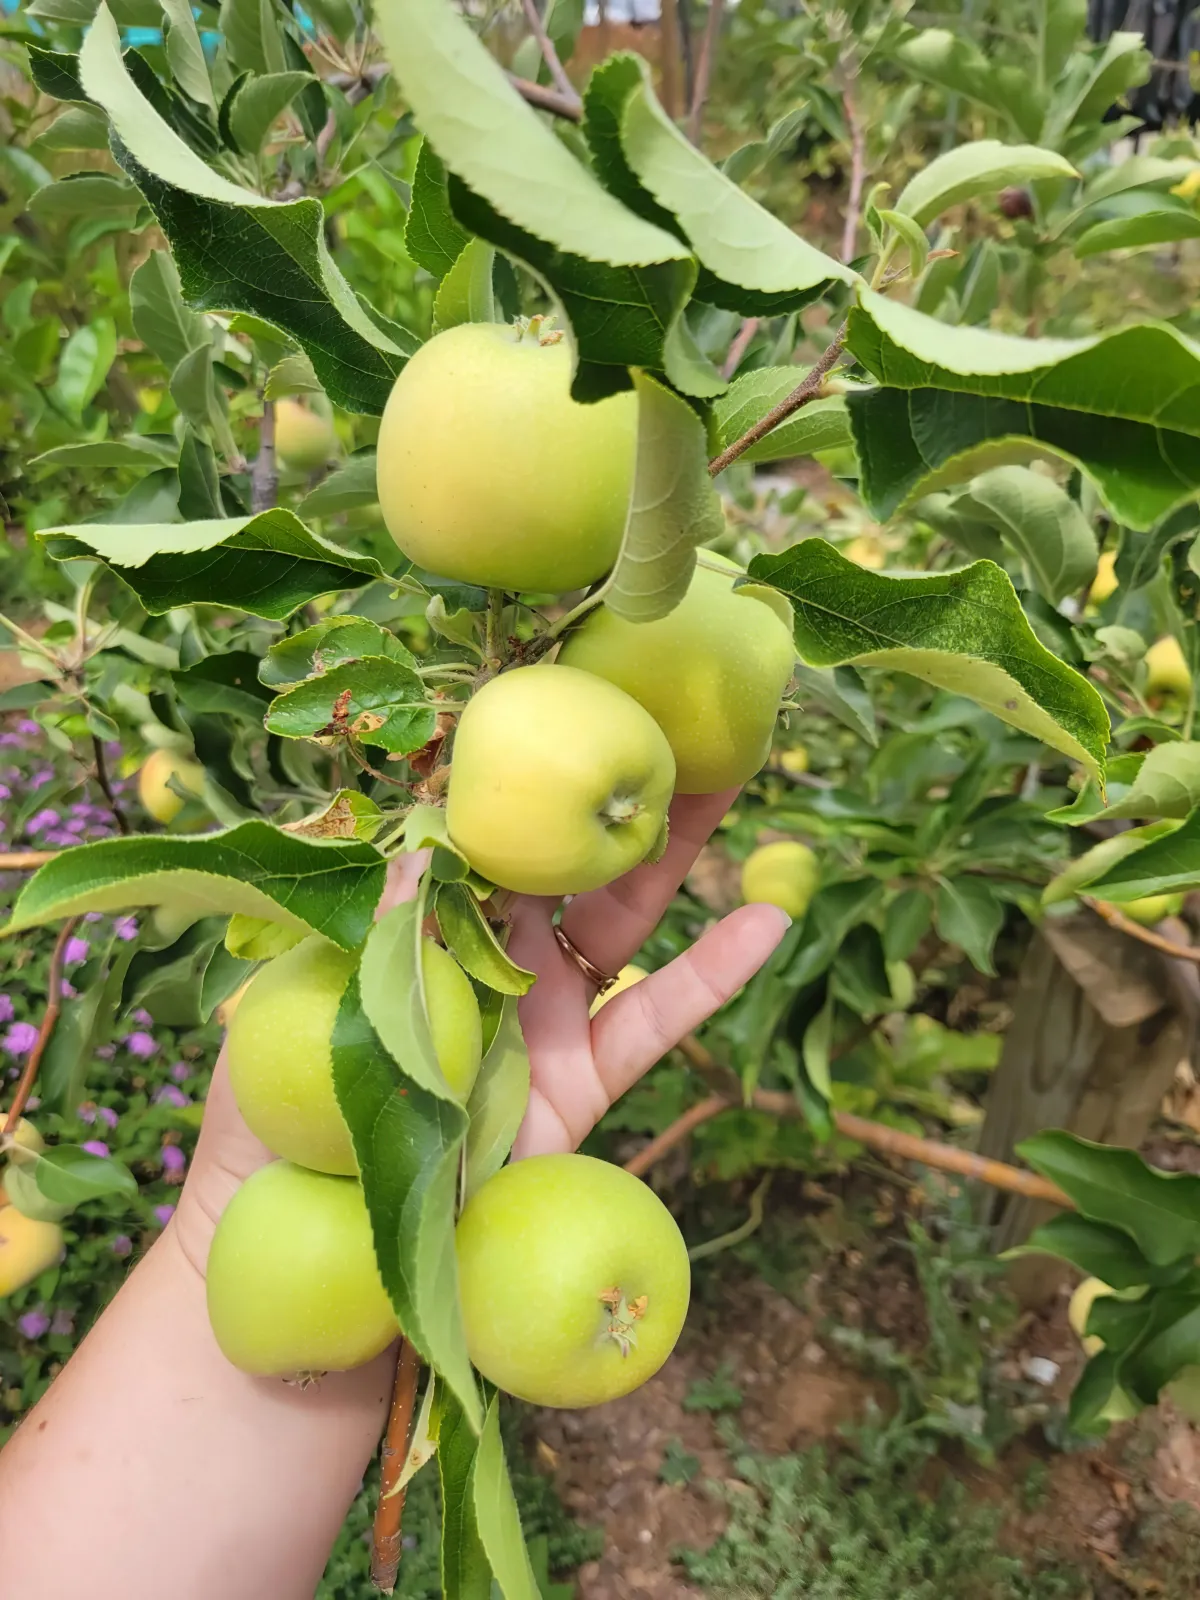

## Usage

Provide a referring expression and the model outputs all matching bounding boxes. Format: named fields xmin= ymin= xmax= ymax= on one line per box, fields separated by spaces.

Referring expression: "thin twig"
xmin=707 ymin=328 xmax=847 ymax=476
xmin=315 ymin=109 xmax=339 ymax=169
xmin=1085 ymin=896 xmax=1200 ymax=965
xmin=840 ymin=83 xmax=866 ymax=265
xmin=0 ymin=851 xmax=59 ymax=870
xmin=624 ymin=1038 xmax=1070 ymax=1207
xmin=370 ymin=1339 xmax=423 ymax=1593
xmin=90 ymin=733 xmax=130 ymax=836
xmin=721 ymin=316 xmax=759 ymax=380
xmin=3 ymin=918 xmax=80 ymax=1137
xmin=250 ymin=398 xmax=278 ymax=515
xmin=686 ymin=0 xmax=725 ymax=144
xmin=485 ymin=590 xmax=505 ymax=667
xmin=519 ymin=0 xmax=581 ymax=111
xmin=509 ymin=74 xmax=582 ymax=122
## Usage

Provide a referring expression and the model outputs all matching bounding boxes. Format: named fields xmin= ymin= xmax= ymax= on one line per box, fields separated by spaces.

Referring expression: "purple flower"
xmin=0 ymin=784 xmax=9 ymax=801
xmin=0 ymin=732 xmax=21 ymax=749
xmin=170 ymin=1062 xmax=190 ymax=1083
xmin=17 ymin=719 xmax=39 ymax=738
xmin=62 ymin=817 xmax=88 ymax=835
xmin=130 ymin=1008 xmax=154 ymax=1027
xmin=153 ymin=1204 xmax=175 ymax=1228
xmin=17 ymin=1309 xmax=51 ymax=1340
xmin=0 ymin=995 xmax=13 ymax=1024
xmin=49 ymin=1309 xmax=75 ymax=1337
xmin=77 ymin=1104 xmax=96 ymax=1124
xmin=123 ymin=1031 xmax=158 ymax=1059
xmin=95 ymin=1044 xmax=116 ymax=1060
xmin=113 ymin=917 xmax=138 ymax=942
xmin=29 ymin=767 xmax=53 ymax=789
xmin=81 ymin=1140 xmax=110 ymax=1159
xmin=111 ymin=1235 xmax=133 ymax=1258
xmin=26 ymin=808 xmax=60 ymax=835
xmin=64 ymin=937 xmax=90 ymax=966
xmin=161 ymin=1145 xmax=187 ymax=1176
xmin=3 ymin=1022 xmax=39 ymax=1058
xmin=153 ymin=1085 xmax=190 ymax=1109
xmin=84 ymin=912 xmax=104 ymax=923
xmin=60 ymin=980 xmax=76 ymax=998
xmin=97 ymin=1106 xmax=118 ymax=1130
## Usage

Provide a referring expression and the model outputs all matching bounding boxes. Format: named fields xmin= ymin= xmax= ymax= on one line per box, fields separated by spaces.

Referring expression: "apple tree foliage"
xmin=6 ymin=0 xmax=1200 ymax=1577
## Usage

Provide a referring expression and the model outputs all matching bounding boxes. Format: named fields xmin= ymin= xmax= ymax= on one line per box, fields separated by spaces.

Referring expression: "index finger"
xmin=557 ymin=787 xmax=738 ymax=979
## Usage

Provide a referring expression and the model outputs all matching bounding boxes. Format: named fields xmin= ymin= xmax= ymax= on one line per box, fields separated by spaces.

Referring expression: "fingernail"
xmin=773 ymin=909 xmax=793 ymax=930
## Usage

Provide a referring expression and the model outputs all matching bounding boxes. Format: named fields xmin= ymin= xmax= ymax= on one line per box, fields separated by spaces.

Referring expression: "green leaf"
xmin=1010 ymin=1212 xmax=1165 ymax=1290
xmin=1100 ymin=742 xmax=1200 ymax=822
xmin=891 ymin=27 xmax=1045 ymax=141
xmin=801 ymin=995 xmax=833 ymax=1099
xmin=1068 ymin=1346 xmax=1123 ymax=1433
xmin=403 ymin=805 xmax=473 ymax=886
xmin=1084 ymin=807 xmax=1200 ymax=901
xmin=33 ymin=104 xmax=111 ymax=153
xmin=1044 ymin=29 xmax=1150 ymax=154
xmin=29 ymin=1145 xmax=138 ymax=1207
xmin=435 ymin=883 xmax=536 ymax=997
xmin=265 ymin=656 xmax=437 ymax=756
xmin=438 ymin=1387 xmax=493 ymax=1600
xmin=894 ymin=140 xmax=1076 ymax=228
xmin=876 ymin=209 xmax=930 ymax=278
xmin=79 ymin=5 xmax=413 ymax=413
xmin=433 ymin=238 xmax=496 ymax=332
xmin=52 ymin=319 xmax=117 ymax=417
xmin=160 ymin=0 xmax=216 ymax=113
xmin=710 ymin=366 xmax=852 ymax=466
xmin=720 ymin=106 xmax=811 ymax=185
xmin=225 ymin=913 xmax=306 ymax=961
xmin=28 ymin=174 xmax=141 ymax=218
xmin=260 ymin=614 xmax=414 ymax=687
xmin=330 ymin=960 xmax=480 ymax=1430
xmin=464 ymin=997 xmax=530 ymax=1200
xmin=359 ymin=901 xmax=457 ymax=1103
xmin=1042 ymin=820 xmax=1177 ymax=905
xmin=263 ymin=350 xmax=321 ymax=400
xmin=405 ymin=141 xmax=471 ymax=279
xmin=281 ymin=790 xmax=385 ymax=844
xmin=790 ymin=663 xmax=876 ymax=745
xmin=32 ymin=438 xmax=177 ymax=471
xmin=587 ymin=53 xmax=856 ymax=317
xmin=219 ymin=0 xmax=287 ymax=75
xmin=1018 ymin=1130 xmax=1200 ymax=1267
xmin=228 ymin=71 xmax=312 ymax=156
xmin=473 ymin=1394 xmax=540 ymax=1600
xmin=953 ymin=465 xmax=1098 ymax=605
xmin=27 ymin=44 xmax=88 ymax=103
xmin=748 ymin=541 xmax=1110 ymax=782
xmin=883 ymin=887 xmax=933 ymax=962
xmin=1074 ymin=202 xmax=1200 ymax=259
xmin=1121 ymin=1294 xmax=1200 ymax=1402
xmin=42 ymin=507 xmax=389 ymax=619
xmin=4 ymin=821 xmax=385 ymax=950
xmin=130 ymin=248 xmax=207 ymax=372
xmin=603 ymin=372 xmax=725 ymax=624
xmin=846 ymin=288 xmax=1200 ymax=531
xmin=173 ymin=651 xmax=274 ymax=721
xmin=297 ymin=452 xmax=379 ymax=518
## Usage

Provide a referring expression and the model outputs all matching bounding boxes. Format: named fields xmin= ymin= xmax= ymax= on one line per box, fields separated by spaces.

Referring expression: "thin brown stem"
xmin=686 ymin=0 xmax=725 ymax=144
xmin=0 ymin=852 xmax=58 ymax=870
xmin=659 ymin=0 xmax=685 ymax=119
xmin=250 ymin=398 xmax=278 ymax=515
xmin=370 ymin=1339 xmax=423 ymax=1593
xmin=708 ymin=327 xmax=847 ymax=476
xmin=519 ymin=0 xmax=581 ymax=110
xmin=721 ymin=316 xmax=759 ymax=380
xmin=840 ymin=84 xmax=866 ymax=265
xmin=3 ymin=918 xmax=80 ymax=1137
xmin=1085 ymin=896 xmax=1200 ymax=965
xmin=625 ymin=1037 xmax=1070 ymax=1207
xmin=346 ymin=743 xmax=415 ymax=792
xmin=485 ymin=590 xmax=505 ymax=667
xmin=509 ymin=74 xmax=582 ymax=122
xmin=90 ymin=733 xmax=130 ymax=836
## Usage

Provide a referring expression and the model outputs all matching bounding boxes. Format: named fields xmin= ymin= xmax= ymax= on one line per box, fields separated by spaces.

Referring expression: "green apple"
xmin=1145 ymin=635 xmax=1191 ymax=700
xmin=456 ymin=1153 xmax=690 ymax=1407
xmin=375 ymin=321 xmax=637 ymax=593
xmin=446 ymin=665 xmax=675 ymax=896
xmin=1087 ymin=550 xmax=1118 ymax=607
xmin=0 ymin=1205 xmax=64 ymax=1297
xmin=559 ymin=559 xmax=795 ymax=793
xmin=740 ymin=840 xmax=819 ymax=919
xmin=779 ymin=744 xmax=809 ymax=777
xmin=137 ymin=748 xmax=205 ymax=825
xmin=1106 ymin=892 xmax=1185 ymax=926
xmin=274 ymin=397 xmax=337 ymax=473
xmin=227 ymin=934 xmax=483 ymax=1175
xmin=206 ymin=1162 xmax=398 ymax=1377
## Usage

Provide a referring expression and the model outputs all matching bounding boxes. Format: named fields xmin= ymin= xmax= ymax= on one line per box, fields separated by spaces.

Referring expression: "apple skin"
xmin=228 ymin=935 xmax=483 ymax=1175
xmin=206 ymin=1162 xmax=398 ymax=1377
xmin=138 ymin=748 xmax=205 ymax=825
xmin=589 ymin=962 xmax=647 ymax=1017
xmin=741 ymin=841 xmax=819 ymax=919
xmin=559 ymin=560 xmax=795 ymax=793
xmin=375 ymin=323 xmax=637 ymax=593
xmin=1088 ymin=550 xmax=1118 ymax=607
xmin=0 ymin=1205 xmax=64 ymax=1297
xmin=1145 ymin=635 xmax=1191 ymax=700
xmin=779 ymin=744 xmax=809 ymax=777
xmin=1106 ymin=892 xmax=1185 ymax=926
xmin=1067 ymin=1276 xmax=1145 ymax=1422
xmin=274 ymin=398 xmax=337 ymax=473
xmin=446 ymin=665 xmax=675 ymax=896
xmin=455 ymin=1153 xmax=691 ymax=1407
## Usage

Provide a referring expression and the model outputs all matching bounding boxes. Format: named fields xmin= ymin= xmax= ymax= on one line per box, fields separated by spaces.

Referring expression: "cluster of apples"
xmin=202 ymin=318 xmax=810 ymax=1406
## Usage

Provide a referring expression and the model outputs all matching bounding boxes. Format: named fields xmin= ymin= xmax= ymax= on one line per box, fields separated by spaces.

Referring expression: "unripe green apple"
xmin=446 ymin=665 xmax=675 ymax=896
xmin=0 ymin=1204 xmax=64 ymax=1297
xmin=274 ymin=397 xmax=337 ymax=473
xmin=206 ymin=1162 xmax=398 ymax=1377
xmin=779 ymin=744 xmax=809 ymax=777
xmin=741 ymin=840 xmax=819 ymax=919
xmin=1145 ymin=635 xmax=1191 ymax=700
xmin=138 ymin=748 xmax=205 ymax=825
xmin=559 ymin=560 xmax=795 ymax=793
xmin=589 ymin=962 xmax=648 ymax=1017
xmin=456 ymin=1154 xmax=690 ymax=1407
xmin=227 ymin=934 xmax=483 ymax=1175
xmin=1104 ymin=892 xmax=1185 ymax=926
xmin=375 ymin=322 xmax=637 ymax=593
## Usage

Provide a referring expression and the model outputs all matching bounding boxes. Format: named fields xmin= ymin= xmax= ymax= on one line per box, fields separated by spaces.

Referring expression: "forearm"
xmin=0 ymin=1222 xmax=393 ymax=1599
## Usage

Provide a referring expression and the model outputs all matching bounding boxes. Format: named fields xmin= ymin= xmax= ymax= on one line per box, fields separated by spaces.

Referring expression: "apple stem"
xmin=598 ymin=794 xmax=644 ymax=828
xmin=484 ymin=590 xmax=506 ymax=668
xmin=598 ymin=1288 xmax=647 ymax=1357
xmin=370 ymin=1338 xmax=423 ymax=1593
xmin=2 ymin=917 xmax=80 ymax=1137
